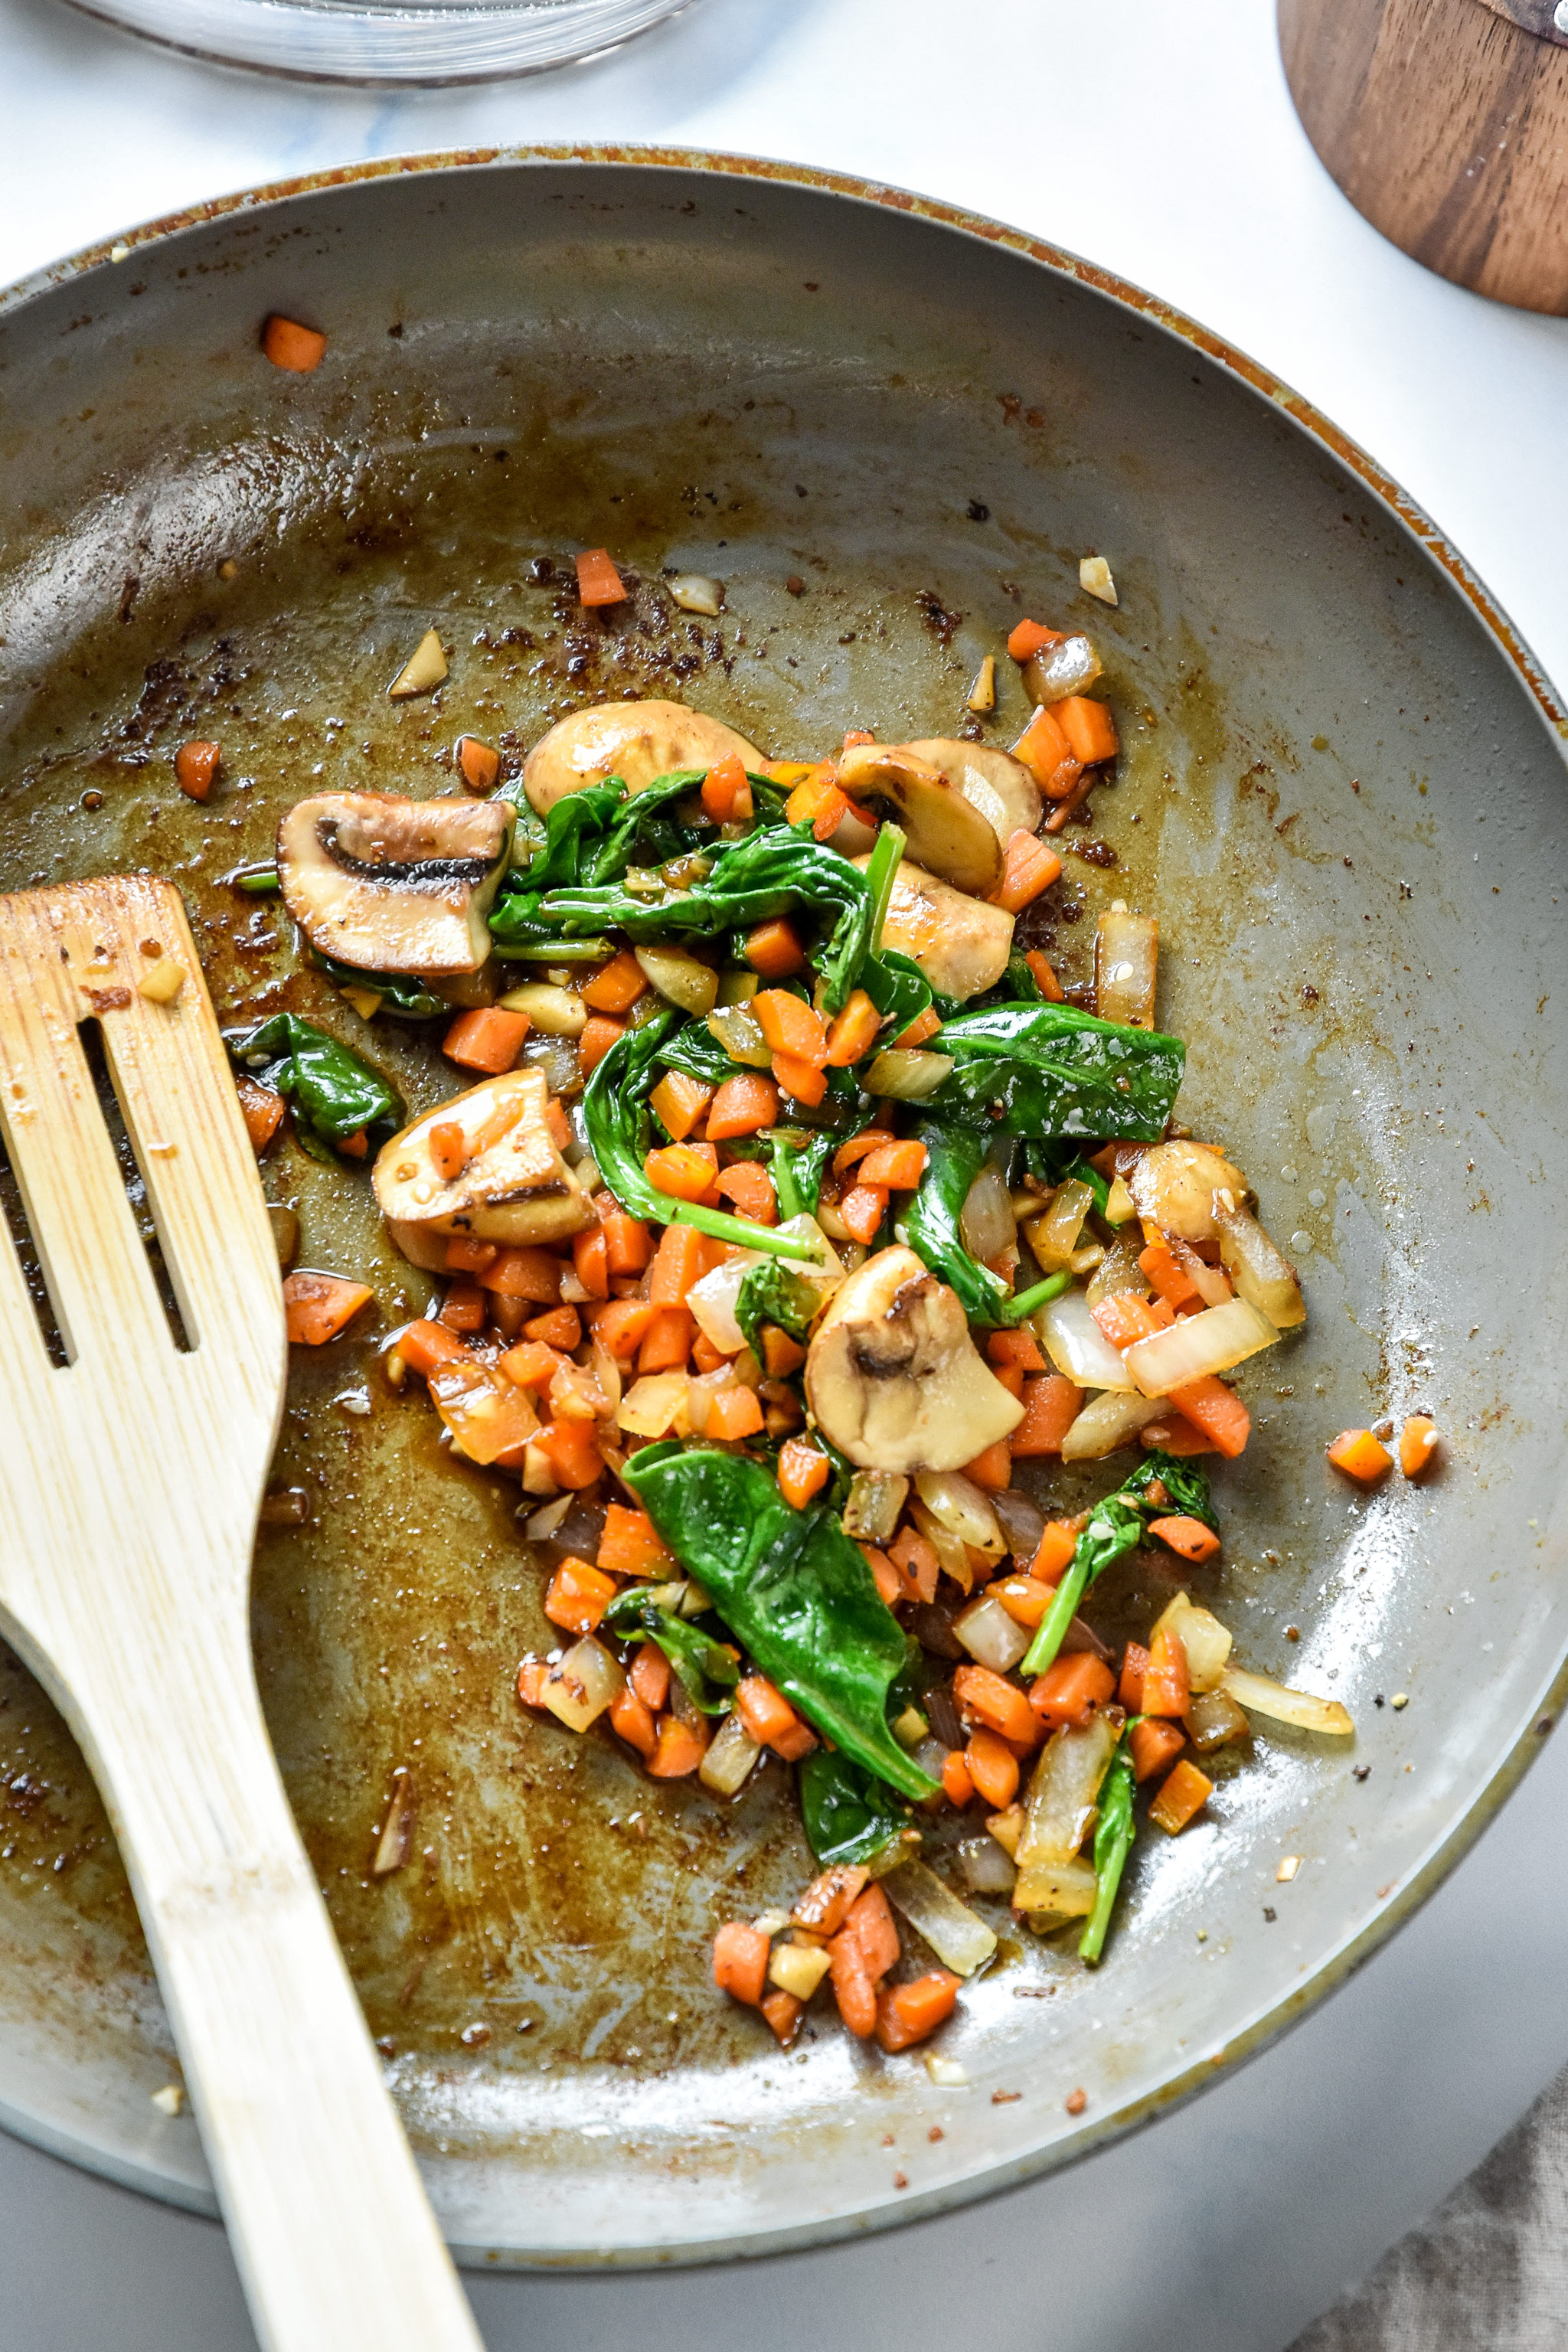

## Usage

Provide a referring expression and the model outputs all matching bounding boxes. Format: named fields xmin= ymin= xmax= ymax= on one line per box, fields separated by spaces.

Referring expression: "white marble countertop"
xmin=1 ymin=2 xmax=1566 ymax=2345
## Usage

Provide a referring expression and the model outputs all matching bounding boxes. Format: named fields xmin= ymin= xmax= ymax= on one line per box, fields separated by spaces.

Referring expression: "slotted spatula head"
xmin=0 ymin=876 xmax=482 ymax=2352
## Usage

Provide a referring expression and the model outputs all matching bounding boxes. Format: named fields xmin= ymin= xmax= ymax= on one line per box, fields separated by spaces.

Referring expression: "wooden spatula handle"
xmin=77 ymin=1610 xmax=483 ymax=2352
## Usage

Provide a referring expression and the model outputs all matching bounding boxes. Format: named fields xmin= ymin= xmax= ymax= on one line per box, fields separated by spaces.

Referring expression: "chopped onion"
xmin=880 ymin=1858 xmax=998 ymax=1976
xmin=1060 ymin=1386 xmax=1165 ymax=1461
xmin=862 ymin=1047 xmax=956 ymax=1099
xmin=685 ymin=1366 xmax=737 ymax=1436
xmin=955 ymin=1591 xmax=1031 ymax=1673
xmin=1128 ymin=1141 xmax=1247 ymax=1245
xmin=913 ymin=1468 xmax=1005 ymax=1558
xmin=1214 ymin=1197 xmax=1306 ymax=1330
xmin=590 ymin=1336 xmax=622 ymax=1422
xmin=769 ymin=1939 xmax=831 ymax=1999
xmin=430 ymin=1364 xmax=540 ymax=1465
xmin=498 ymin=982 xmax=586 ymax=1036
xmin=908 ymin=1502 xmax=974 ymax=1592
xmin=523 ymin=1493 xmax=574 ymax=1541
xmin=1018 ymin=1711 xmax=1119 ymax=1873
xmin=958 ymin=1837 xmax=1018 ymax=1896
xmin=1037 ymin=1287 xmax=1137 ymax=1390
xmin=1184 ymin=1689 xmax=1250 ymax=1752
xmin=523 ymin=1032 xmax=582 ymax=1099
xmin=706 ymin=1002 xmax=772 ymax=1068
xmin=959 ymin=1163 xmax=1016 ymax=1263
xmin=686 ymin=1217 xmax=839 ymax=1352
xmin=1221 ymin=1665 xmax=1354 ymax=1737
xmin=698 ymin=1710 xmax=760 ymax=1795
xmin=1024 ymin=1177 xmax=1095 ymax=1271
xmin=985 ymin=1802 xmax=1024 ymax=1858
xmin=1151 ymin=1592 xmax=1233 ymax=1692
xmin=1085 ymin=1230 xmax=1150 ymax=1308
xmin=668 ymin=573 xmax=724 ymax=617
xmin=636 ymin=942 xmax=719 ymax=1017
xmin=618 ymin=1370 xmax=691 ymax=1438
xmin=841 ymin=1470 xmax=908 ymax=1544
xmin=1080 ymin=554 xmax=1118 ymax=606
xmin=1123 ymin=1296 xmax=1279 ymax=1397
xmin=1095 ymin=902 xmax=1157 ymax=1028
xmin=541 ymin=1637 xmax=623 ymax=1733
xmin=1102 ymin=1174 xmax=1137 ymax=1225
xmin=1169 ymin=1233 xmax=1233 ymax=1308
xmin=1017 ymin=1856 xmax=1099 ymax=1924
xmin=1023 ymin=632 xmax=1102 ymax=706
xmin=991 ymin=1487 xmax=1046 ymax=1563
xmin=925 ymin=2053 xmax=970 ymax=2087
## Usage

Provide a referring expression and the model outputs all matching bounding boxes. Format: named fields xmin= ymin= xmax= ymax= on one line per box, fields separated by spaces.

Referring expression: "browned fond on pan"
xmin=0 ymin=150 xmax=1564 ymax=2266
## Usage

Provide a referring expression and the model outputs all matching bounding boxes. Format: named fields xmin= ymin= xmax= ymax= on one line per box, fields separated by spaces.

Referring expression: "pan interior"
xmin=0 ymin=157 xmax=1563 ymax=2263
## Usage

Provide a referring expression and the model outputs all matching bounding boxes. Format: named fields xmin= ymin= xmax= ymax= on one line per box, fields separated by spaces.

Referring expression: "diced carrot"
xmin=988 ymin=1328 xmax=1047 ymax=1372
xmin=1028 ymin=1652 xmax=1116 ymax=1730
xmin=593 ymin=1507 xmax=667 ymax=1583
xmin=639 ymin=1306 xmax=694 ymax=1373
xmin=1148 ymin=1514 xmax=1220 ymax=1564
xmin=856 ymin=1139 xmax=928 ymax=1189
xmin=592 ymin=1298 xmax=658 ymax=1362
xmin=965 ymin=1727 xmax=1020 ymax=1809
xmin=1149 ymin=1758 xmax=1214 ymax=1834
xmin=609 ymin=1683 xmax=658 ymax=1757
xmin=649 ymin=1221 xmax=704 ymax=1305
xmin=494 ymin=1341 xmax=557 ymax=1393
xmin=1400 ymin=1415 xmax=1440 ymax=1480
xmin=544 ymin=1100 xmax=574 ymax=1159
xmin=518 ymin=1304 xmax=577 ymax=1351
xmin=1167 ymin=1375 xmax=1251 ymax=1459
xmin=1130 ymin=1717 xmax=1187 ymax=1784
xmin=737 ymin=1674 xmax=802 ymax=1749
xmin=1139 ymin=1413 xmax=1219 ymax=1457
xmin=1091 ymin=1294 xmax=1163 ymax=1350
xmin=262 ymin=314 xmax=326 ymax=373
xmin=716 ymin=1161 xmax=777 ymax=1224
xmin=1007 ymin=619 xmax=1064 ymax=662
xmin=456 ymin=735 xmax=501 ymax=792
xmin=1138 ymin=1241 xmax=1200 ymax=1312
xmin=772 ymin=1050 xmax=828 ymax=1108
xmin=175 ymin=739 xmax=221 ymax=802
xmin=439 ymin=1281 xmax=485 ymax=1334
xmin=691 ymin=1331 xmax=729 ymax=1377
xmin=572 ymin=1225 xmax=610 ymax=1300
xmin=838 ymin=1183 xmax=889 ymax=1244
xmin=888 ymin=1527 xmax=939 ymax=1605
xmin=1012 ymin=1374 xmax=1086 ymax=1459
xmin=516 ymin=1655 xmax=550 ymax=1709
xmin=992 ymin=1361 xmax=1027 ymax=1403
xmin=763 ymin=1991 xmax=805 ymax=2047
xmin=1055 ymin=696 xmax=1119 ymax=766
xmin=600 ymin=1210 xmax=652 ymax=1276
xmin=786 ymin=769 xmax=838 ymax=827
xmin=481 ymin=1245 xmax=563 ymax=1303
xmin=994 ymin=1576 xmax=1053 ymax=1629
xmin=707 ymin=1384 xmax=766 ymax=1441
xmin=1119 ymin=1640 xmax=1150 ymax=1711
xmin=650 ymin=1069 xmax=714 ymax=1141
xmin=1012 ymin=704 xmax=1083 ymax=799
xmin=874 ymin=1971 xmax=960 ymax=2053
xmin=712 ymin=1921 xmax=769 ymax=2007
xmin=649 ymin=1717 xmax=706 ymax=1777
xmin=707 ymin=1073 xmax=779 ymax=1138
xmin=832 ymin=1132 xmax=895 ymax=1176
xmin=336 ymin=1130 xmax=369 ymax=1160
xmin=762 ymin=1327 xmax=808 ymax=1378
xmin=426 ymin=1119 xmax=467 ymax=1183
xmin=544 ymin=1557 xmax=619 ymax=1636
xmin=993 ymin=829 xmax=1063 ymax=914
xmin=283 ymin=1272 xmax=371 ymax=1346
xmin=771 ymin=1720 xmax=818 ymax=1762
xmin=533 ymin=1418 xmax=603 ymax=1491
xmin=1328 ymin=1427 xmax=1393 ymax=1484
xmin=778 ymin=1435 xmax=831 ymax=1511
xmin=696 ymin=1233 xmax=733 ymax=1278
xmin=826 ymin=1926 xmax=878 ymax=2038
xmin=645 ymin=1143 xmax=720 ymax=1204
xmin=893 ymin=1008 xmax=942 ymax=1049
xmin=952 ymin=1664 xmax=1037 ymax=1747
xmin=701 ymin=753 xmax=753 ymax=823
xmin=631 ymin=1643 xmax=671 ymax=1711
xmin=236 ymin=1076 xmax=285 ymax=1155
xmin=398 ymin=1318 xmax=470 ymax=1379
xmin=1141 ymin=1623 xmax=1191 ymax=1719
xmin=744 ymin=919 xmax=806 ymax=978
xmin=811 ymin=786 xmax=851 ymax=839
xmin=865 ymin=1547 xmax=900 ymax=1606
xmin=580 ymin=1014 xmax=625 ymax=1075
xmin=1024 ymin=949 xmax=1064 ymax=1002
xmin=824 ymin=989 xmax=883 ymax=1068
xmin=443 ymin=1007 xmax=529 ymax=1075
xmin=753 ymin=991 xmax=829 ymax=1067
xmin=942 ymin=1749 xmax=975 ymax=1808
xmin=575 ymin=547 xmax=626 ymax=608
xmin=581 ymin=950 xmax=647 ymax=1015
xmin=792 ymin=1865 xmax=869 ymax=1936
xmin=447 ymin=1243 xmax=500 ymax=1287
xmin=962 ymin=1439 xmax=1013 ymax=1494
xmin=845 ymin=1885 xmax=900 ymax=1982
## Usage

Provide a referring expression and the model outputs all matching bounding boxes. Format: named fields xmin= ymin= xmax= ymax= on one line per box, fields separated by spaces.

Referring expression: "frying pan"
xmin=0 ymin=148 xmax=1563 ymax=2269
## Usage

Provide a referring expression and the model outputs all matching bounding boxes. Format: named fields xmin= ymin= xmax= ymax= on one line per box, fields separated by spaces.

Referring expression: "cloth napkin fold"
xmin=1292 ymin=2060 xmax=1568 ymax=2349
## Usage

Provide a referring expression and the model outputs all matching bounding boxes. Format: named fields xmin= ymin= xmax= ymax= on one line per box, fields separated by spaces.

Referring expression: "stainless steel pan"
xmin=0 ymin=148 xmax=1563 ymax=2267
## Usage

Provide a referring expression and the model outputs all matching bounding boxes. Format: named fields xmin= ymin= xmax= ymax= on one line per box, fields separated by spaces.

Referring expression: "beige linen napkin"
xmin=1292 ymin=2063 xmax=1568 ymax=2349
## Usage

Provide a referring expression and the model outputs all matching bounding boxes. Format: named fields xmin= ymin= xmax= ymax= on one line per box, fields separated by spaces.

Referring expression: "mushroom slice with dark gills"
xmin=836 ymin=743 xmax=1004 ymax=898
xmin=805 ymin=1246 xmax=1022 ymax=1475
xmin=278 ymin=792 xmax=514 ymax=975
xmin=374 ymin=1068 xmax=593 ymax=1268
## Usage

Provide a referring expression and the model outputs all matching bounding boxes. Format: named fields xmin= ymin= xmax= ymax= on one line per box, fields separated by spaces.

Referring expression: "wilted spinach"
xmin=798 ymin=1752 xmax=912 ymax=1869
xmin=602 ymin=1588 xmax=740 ymax=1715
xmin=1080 ymin=1728 xmax=1136 ymax=1965
xmin=1021 ymin=1453 xmax=1217 ymax=1677
xmin=310 ymin=952 xmax=446 ymax=1020
xmin=928 ymin=1001 xmax=1184 ymax=1139
xmin=224 ymin=1014 xmax=403 ymax=1162
xmin=733 ymin=1259 xmax=820 ymax=1363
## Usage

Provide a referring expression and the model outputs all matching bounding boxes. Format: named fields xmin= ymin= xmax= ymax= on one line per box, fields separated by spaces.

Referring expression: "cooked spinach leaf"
xmin=861 ymin=946 xmax=933 ymax=1040
xmin=622 ymin=1442 xmax=939 ymax=1800
xmin=520 ymin=782 xmax=624 ymax=893
xmin=309 ymin=953 xmax=446 ymax=1020
xmin=798 ymin=1752 xmax=911 ymax=1869
xmin=929 ymin=1001 xmax=1184 ymax=1139
xmin=901 ymin=1119 xmax=1070 ymax=1328
xmin=733 ymin=1259 xmax=820 ymax=1363
xmin=582 ymin=769 xmax=787 ymax=887
xmin=1021 ymin=1453 xmax=1217 ymax=1677
xmin=603 ymin=1588 xmax=739 ymax=1715
xmin=224 ymin=1013 xmax=402 ymax=1161
xmin=1080 ymin=1727 xmax=1136 ymax=1965
xmin=769 ymin=1129 xmax=836 ymax=1219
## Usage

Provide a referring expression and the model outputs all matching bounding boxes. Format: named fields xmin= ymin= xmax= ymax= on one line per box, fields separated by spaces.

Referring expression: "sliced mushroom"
xmin=277 ymin=792 xmax=514 ymax=976
xmin=1127 ymin=1139 xmax=1248 ymax=1243
xmin=837 ymin=744 xmax=1004 ymax=897
xmin=374 ymin=1068 xmax=592 ymax=1265
xmin=852 ymin=853 xmax=1014 ymax=1002
xmin=805 ymin=1246 xmax=1022 ymax=1475
xmin=521 ymin=699 xmax=763 ymax=818
xmin=902 ymin=740 xmax=1043 ymax=848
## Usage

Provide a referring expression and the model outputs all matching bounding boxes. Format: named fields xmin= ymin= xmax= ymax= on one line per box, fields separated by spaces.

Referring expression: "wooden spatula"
xmin=0 ymin=878 xmax=482 ymax=2352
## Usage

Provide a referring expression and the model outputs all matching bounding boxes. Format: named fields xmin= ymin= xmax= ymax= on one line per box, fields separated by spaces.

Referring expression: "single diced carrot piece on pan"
xmin=575 ymin=547 xmax=626 ymax=608
xmin=712 ymin=1922 xmax=769 ymax=2007
xmin=262 ymin=314 xmax=327 ymax=373
xmin=1328 ymin=1427 xmax=1393 ymax=1484
xmin=443 ymin=1008 xmax=529 ymax=1074
xmin=283 ymin=1272 xmax=371 ymax=1346
xmin=1149 ymin=1759 xmax=1213 ymax=1835
xmin=1400 ymin=1415 xmax=1440 ymax=1479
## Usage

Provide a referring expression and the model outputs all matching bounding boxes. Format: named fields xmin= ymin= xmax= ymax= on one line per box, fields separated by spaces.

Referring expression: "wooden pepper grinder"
xmin=1279 ymin=0 xmax=1568 ymax=312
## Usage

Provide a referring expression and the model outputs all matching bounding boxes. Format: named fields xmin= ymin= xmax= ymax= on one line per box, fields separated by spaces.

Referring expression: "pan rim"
xmin=1 ymin=142 xmax=1565 ymax=2269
